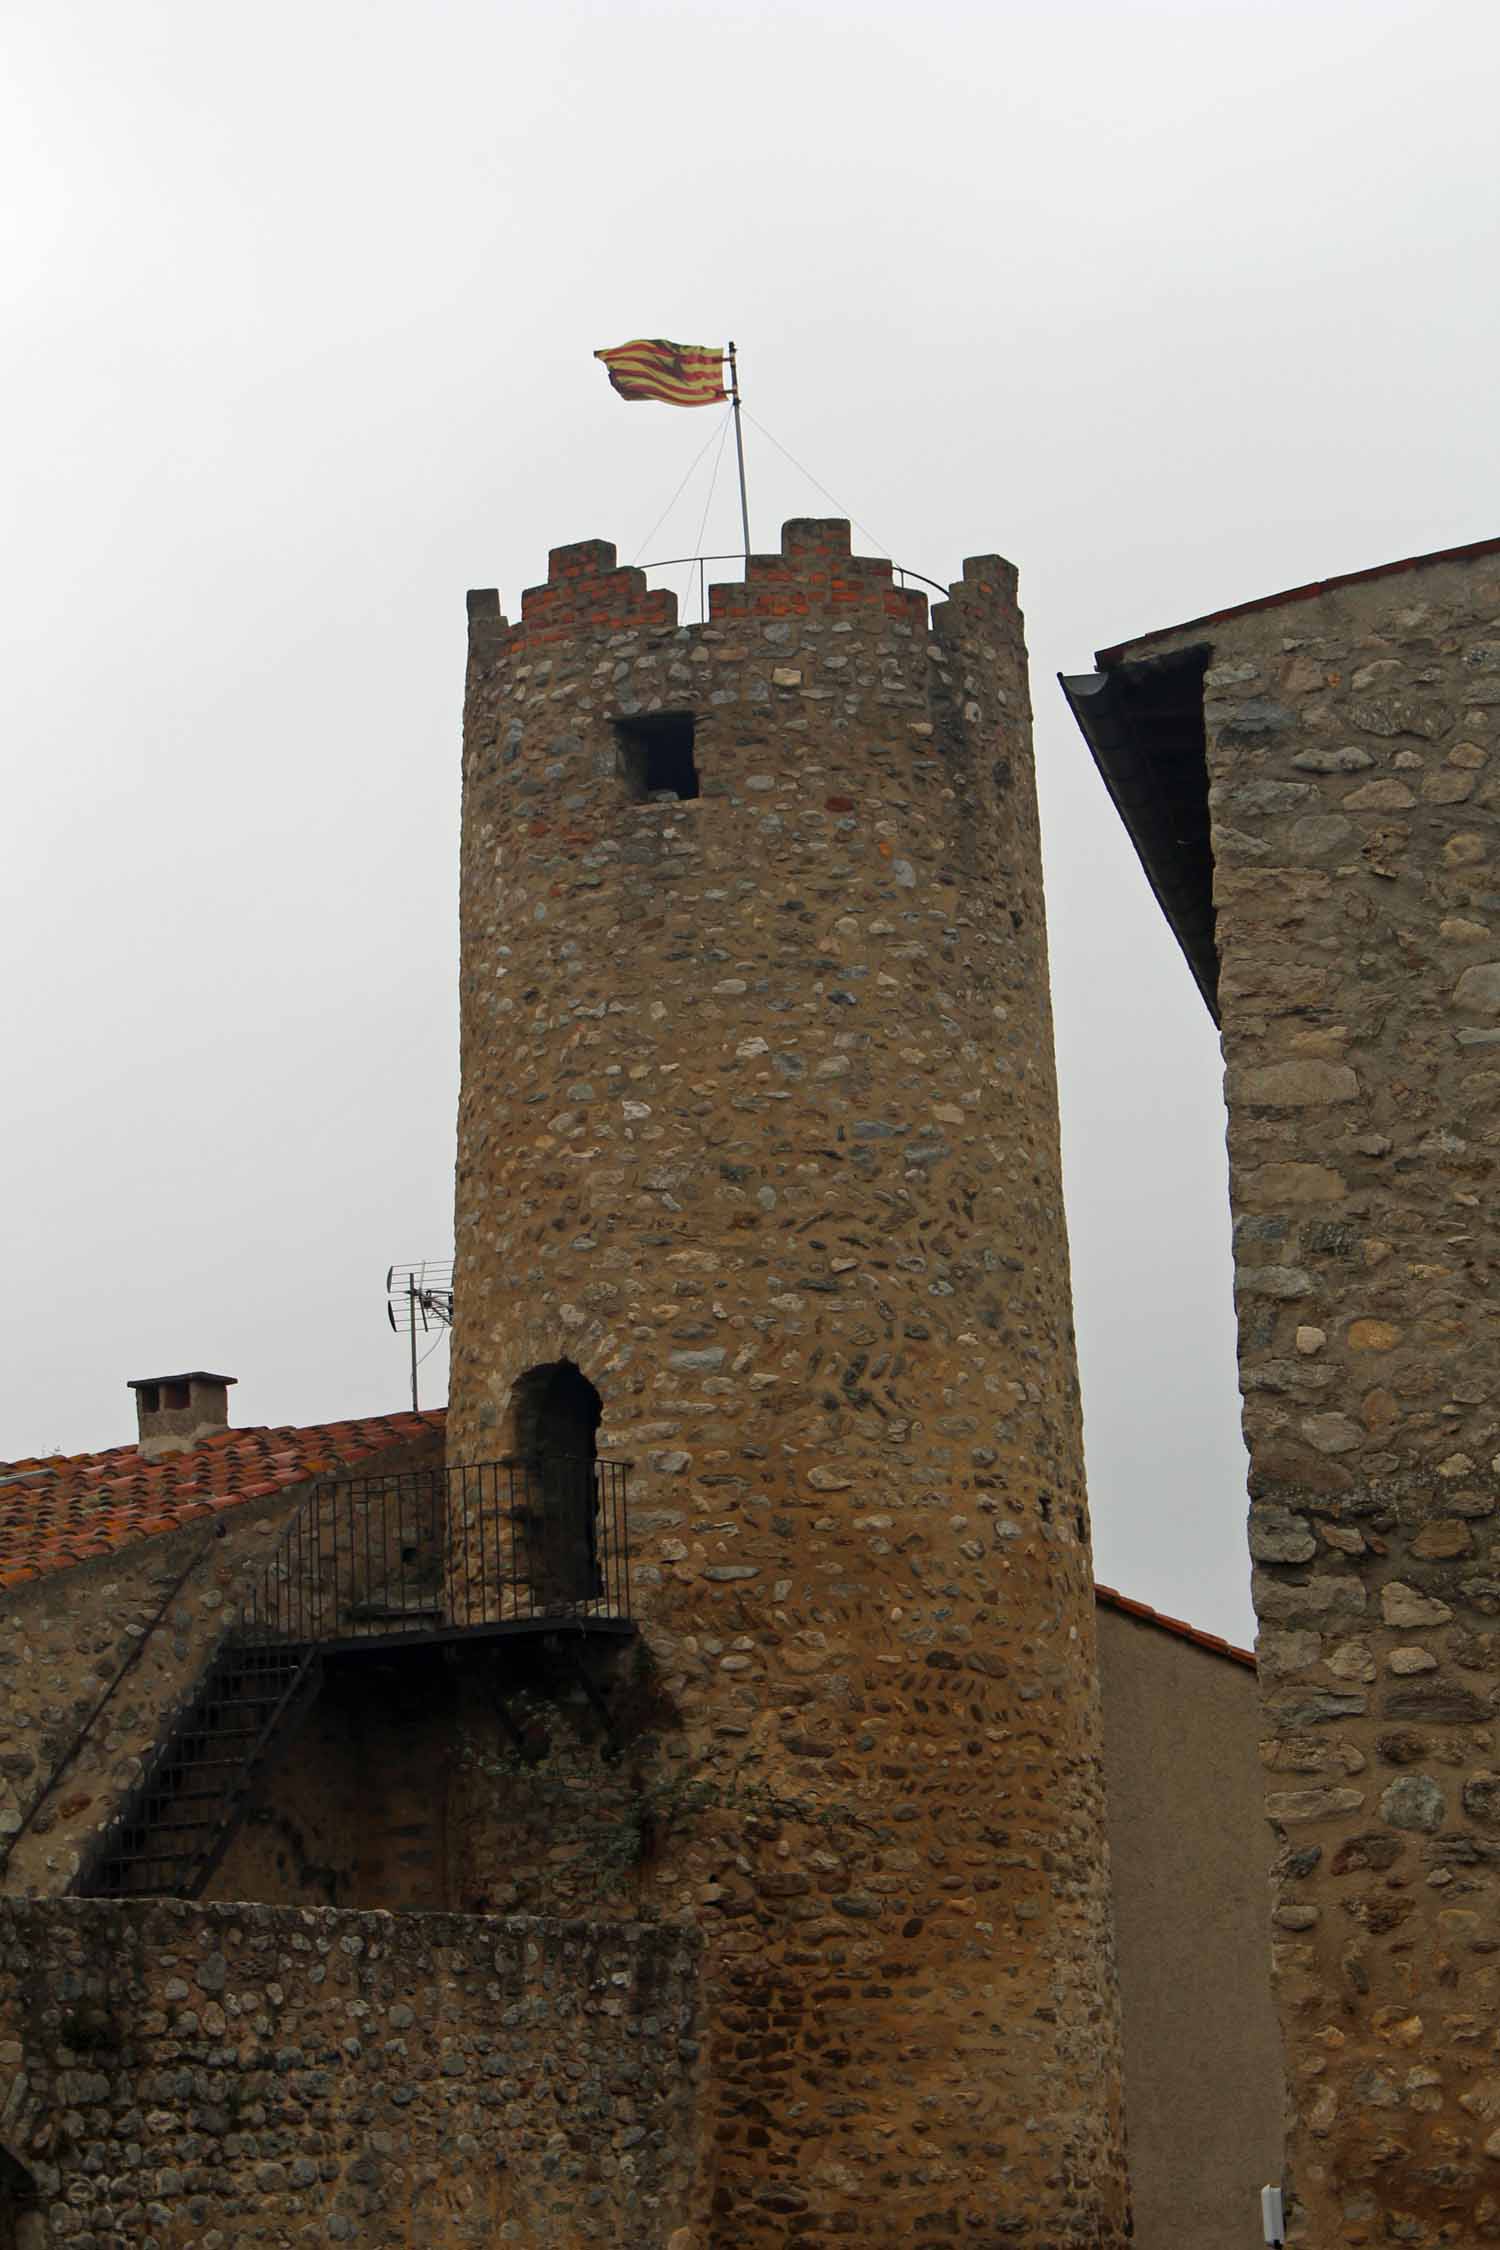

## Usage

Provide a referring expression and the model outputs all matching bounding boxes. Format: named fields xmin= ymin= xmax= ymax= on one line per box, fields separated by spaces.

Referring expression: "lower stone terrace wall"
xmin=0 ymin=1899 xmax=705 ymax=2248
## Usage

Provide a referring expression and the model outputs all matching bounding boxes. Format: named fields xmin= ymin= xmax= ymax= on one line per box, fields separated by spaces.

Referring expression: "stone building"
xmin=0 ymin=1396 xmax=1278 ymax=2248
xmin=0 ymin=522 xmax=1283 ymax=2248
xmin=449 ymin=521 xmax=1129 ymax=2247
xmin=1065 ymin=532 xmax=1500 ymax=2249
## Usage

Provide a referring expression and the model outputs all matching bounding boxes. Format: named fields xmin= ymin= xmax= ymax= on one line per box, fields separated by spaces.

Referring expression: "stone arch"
xmin=506 ymin=1361 xmax=603 ymax=1604
xmin=0 ymin=2147 xmax=45 ymax=2250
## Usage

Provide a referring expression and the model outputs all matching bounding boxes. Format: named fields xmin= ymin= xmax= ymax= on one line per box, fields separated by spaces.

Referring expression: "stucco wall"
xmin=1097 ymin=1604 xmax=1283 ymax=2249
xmin=0 ymin=1898 xmax=705 ymax=2248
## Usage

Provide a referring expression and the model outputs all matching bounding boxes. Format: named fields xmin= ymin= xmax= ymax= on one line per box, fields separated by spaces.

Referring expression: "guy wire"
xmin=741 ymin=408 xmax=891 ymax=560
xmin=630 ymin=408 xmax=734 ymax=565
xmin=686 ymin=413 xmax=733 ymax=618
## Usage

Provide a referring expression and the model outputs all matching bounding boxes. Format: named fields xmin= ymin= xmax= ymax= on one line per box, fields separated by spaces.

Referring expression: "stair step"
xmin=172 ymin=1746 xmax=270 ymax=1764
xmin=105 ymin=1850 xmax=202 ymax=1869
xmin=80 ymin=1639 xmax=325 ymax=1899
xmin=136 ymin=1802 xmax=231 ymax=1823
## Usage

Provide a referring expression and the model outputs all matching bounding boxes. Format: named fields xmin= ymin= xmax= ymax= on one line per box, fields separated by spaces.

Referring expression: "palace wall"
xmin=449 ymin=522 xmax=1130 ymax=2245
xmin=0 ymin=1898 xmax=705 ymax=2249
xmin=1110 ymin=546 xmax=1500 ymax=2247
xmin=1 ymin=1498 xmax=312 ymax=1903
xmin=207 ymin=1598 xmax=1279 ymax=2248
xmin=0 ymin=1435 xmax=441 ymax=1904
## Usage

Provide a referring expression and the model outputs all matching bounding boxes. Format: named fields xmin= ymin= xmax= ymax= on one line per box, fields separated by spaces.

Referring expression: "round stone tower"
xmin=451 ymin=521 xmax=1129 ymax=2248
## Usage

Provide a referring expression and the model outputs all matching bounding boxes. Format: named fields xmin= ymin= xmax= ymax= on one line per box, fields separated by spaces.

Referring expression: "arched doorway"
xmin=508 ymin=1362 xmax=602 ymax=1606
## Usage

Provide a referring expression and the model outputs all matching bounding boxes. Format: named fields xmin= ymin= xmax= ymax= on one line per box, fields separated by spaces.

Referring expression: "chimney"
xmin=127 ymin=1371 xmax=237 ymax=1461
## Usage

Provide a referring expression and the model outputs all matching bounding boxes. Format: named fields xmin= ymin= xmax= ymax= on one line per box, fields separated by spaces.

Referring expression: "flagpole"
xmin=727 ymin=341 xmax=751 ymax=564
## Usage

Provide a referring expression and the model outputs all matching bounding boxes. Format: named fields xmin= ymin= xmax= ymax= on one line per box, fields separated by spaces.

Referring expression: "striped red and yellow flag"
xmin=594 ymin=338 xmax=727 ymax=407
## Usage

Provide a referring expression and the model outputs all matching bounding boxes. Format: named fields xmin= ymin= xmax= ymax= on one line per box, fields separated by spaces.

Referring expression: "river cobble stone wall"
xmin=1115 ymin=546 xmax=1500 ymax=2248
xmin=450 ymin=521 xmax=1129 ymax=2247
xmin=0 ymin=1898 xmax=704 ymax=2248
xmin=1 ymin=1504 xmax=307 ymax=1903
xmin=0 ymin=1436 xmax=441 ymax=1905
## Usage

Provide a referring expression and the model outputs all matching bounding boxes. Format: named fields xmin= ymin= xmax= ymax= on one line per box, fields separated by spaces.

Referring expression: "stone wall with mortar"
xmin=1110 ymin=545 xmax=1500 ymax=2248
xmin=206 ymin=1637 xmax=664 ymax=1919
xmin=0 ymin=1896 xmax=704 ymax=2247
xmin=0 ymin=1437 xmax=440 ymax=1904
xmin=207 ymin=1605 xmax=1281 ymax=2246
xmin=450 ymin=521 xmax=1129 ymax=2246
xmin=1 ymin=1498 xmax=315 ymax=1904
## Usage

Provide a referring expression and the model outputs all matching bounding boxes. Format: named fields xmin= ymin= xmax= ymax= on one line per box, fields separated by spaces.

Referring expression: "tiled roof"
xmin=0 ymin=1412 xmax=1253 ymax=1673
xmin=0 ymin=1410 xmax=445 ymax=1590
xmin=1095 ymin=1581 xmax=1256 ymax=1671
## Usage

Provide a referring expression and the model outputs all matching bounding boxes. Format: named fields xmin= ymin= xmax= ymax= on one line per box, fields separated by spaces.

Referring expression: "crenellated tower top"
xmin=464 ymin=516 xmax=1018 ymax=669
xmin=450 ymin=508 xmax=1129 ymax=2248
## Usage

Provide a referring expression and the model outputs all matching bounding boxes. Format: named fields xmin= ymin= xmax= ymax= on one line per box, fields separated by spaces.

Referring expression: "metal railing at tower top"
xmin=639 ymin=550 xmax=953 ymax=622
xmin=240 ymin=1456 xmax=634 ymax=1653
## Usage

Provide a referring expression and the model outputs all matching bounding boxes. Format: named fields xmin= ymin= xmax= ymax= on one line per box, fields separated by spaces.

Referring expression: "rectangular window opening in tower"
xmin=614 ymin=713 xmax=699 ymax=802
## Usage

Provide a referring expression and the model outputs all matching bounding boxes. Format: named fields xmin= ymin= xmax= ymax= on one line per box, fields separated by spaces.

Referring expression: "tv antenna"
xmin=386 ymin=1260 xmax=453 ymax=1411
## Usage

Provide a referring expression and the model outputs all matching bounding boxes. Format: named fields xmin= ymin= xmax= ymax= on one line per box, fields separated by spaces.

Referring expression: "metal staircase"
xmin=77 ymin=1639 xmax=322 ymax=1899
xmin=73 ymin=1455 xmax=632 ymax=1900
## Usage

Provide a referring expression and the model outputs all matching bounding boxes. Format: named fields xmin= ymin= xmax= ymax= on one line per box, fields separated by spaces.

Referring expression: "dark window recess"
xmin=137 ymin=1384 xmax=160 ymax=1414
xmin=162 ymin=1381 xmax=191 ymax=1411
xmin=616 ymin=713 xmax=699 ymax=801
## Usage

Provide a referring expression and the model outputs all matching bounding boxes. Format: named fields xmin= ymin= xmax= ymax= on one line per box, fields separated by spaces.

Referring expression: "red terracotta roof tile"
xmin=0 ymin=1408 xmax=446 ymax=1588
xmin=1094 ymin=1580 xmax=1256 ymax=1671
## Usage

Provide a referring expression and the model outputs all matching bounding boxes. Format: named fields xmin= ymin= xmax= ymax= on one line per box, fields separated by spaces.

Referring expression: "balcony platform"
xmin=307 ymin=1610 xmax=638 ymax=1658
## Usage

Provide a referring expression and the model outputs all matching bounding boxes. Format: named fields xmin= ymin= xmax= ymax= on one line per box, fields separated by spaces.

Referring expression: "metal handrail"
xmin=639 ymin=550 xmax=952 ymax=600
xmin=240 ymin=1456 xmax=632 ymax=1649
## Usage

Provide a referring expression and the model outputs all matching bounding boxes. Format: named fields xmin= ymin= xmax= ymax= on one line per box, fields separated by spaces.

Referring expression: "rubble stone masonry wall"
xmin=1 ymin=1500 xmax=315 ymax=1904
xmin=0 ymin=1438 xmax=440 ymax=1904
xmin=449 ymin=523 xmax=1129 ymax=2246
xmin=1120 ymin=546 xmax=1500 ymax=2248
xmin=0 ymin=1897 xmax=705 ymax=2247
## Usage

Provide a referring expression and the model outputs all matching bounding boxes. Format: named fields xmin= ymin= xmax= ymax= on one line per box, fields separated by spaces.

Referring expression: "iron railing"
xmin=640 ymin=549 xmax=950 ymax=597
xmin=242 ymin=1456 xmax=632 ymax=1651
xmin=639 ymin=549 xmax=951 ymax=628
xmin=73 ymin=1454 xmax=633 ymax=1898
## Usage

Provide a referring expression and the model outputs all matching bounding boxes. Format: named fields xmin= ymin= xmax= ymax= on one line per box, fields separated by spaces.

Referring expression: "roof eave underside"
xmin=1059 ymin=645 xmax=1220 ymax=1025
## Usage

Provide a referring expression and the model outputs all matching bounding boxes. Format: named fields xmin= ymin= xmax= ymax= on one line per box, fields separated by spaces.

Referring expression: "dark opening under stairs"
xmin=72 ymin=1454 xmax=633 ymax=1900
xmin=77 ymin=1640 xmax=322 ymax=1900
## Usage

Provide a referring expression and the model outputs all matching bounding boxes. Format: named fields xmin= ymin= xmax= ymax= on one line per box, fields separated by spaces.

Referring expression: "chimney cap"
xmin=126 ymin=1371 xmax=238 ymax=1391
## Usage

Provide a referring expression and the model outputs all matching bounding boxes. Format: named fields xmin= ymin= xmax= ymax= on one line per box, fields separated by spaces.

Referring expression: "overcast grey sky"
xmin=5 ymin=0 xmax=1495 ymax=1639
